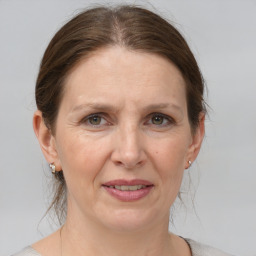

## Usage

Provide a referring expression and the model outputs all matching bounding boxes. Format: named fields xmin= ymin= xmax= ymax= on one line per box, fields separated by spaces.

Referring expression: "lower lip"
xmin=103 ymin=186 xmax=153 ymax=202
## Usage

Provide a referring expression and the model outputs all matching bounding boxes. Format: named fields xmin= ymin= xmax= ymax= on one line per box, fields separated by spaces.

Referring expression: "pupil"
xmin=152 ymin=116 xmax=163 ymax=125
xmin=89 ymin=116 xmax=101 ymax=125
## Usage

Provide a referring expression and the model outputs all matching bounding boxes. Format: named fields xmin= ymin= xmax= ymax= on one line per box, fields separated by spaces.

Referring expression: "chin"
xmin=98 ymin=207 xmax=164 ymax=233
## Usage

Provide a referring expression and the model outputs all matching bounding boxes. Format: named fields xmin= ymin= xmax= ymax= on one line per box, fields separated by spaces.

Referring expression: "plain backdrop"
xmin=0 ymin=0 xmax=255 ymax=255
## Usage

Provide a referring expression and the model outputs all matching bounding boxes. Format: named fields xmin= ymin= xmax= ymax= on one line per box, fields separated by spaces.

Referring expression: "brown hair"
xmin=35 ymin=5 xmax=206 ymax=224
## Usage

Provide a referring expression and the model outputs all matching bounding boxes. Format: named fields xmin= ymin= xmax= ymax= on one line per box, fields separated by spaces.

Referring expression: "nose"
xmin=111 ymin=125 xmax=147 ymax=169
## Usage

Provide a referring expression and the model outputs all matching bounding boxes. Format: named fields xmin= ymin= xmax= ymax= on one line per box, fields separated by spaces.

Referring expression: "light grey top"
xmin=11 ymin=246 xmax=40 ymax=256
xmin=11 ymin=239 xmax=234 ymax=256
xmin=185 ymin=239 xmax=234 ymax=256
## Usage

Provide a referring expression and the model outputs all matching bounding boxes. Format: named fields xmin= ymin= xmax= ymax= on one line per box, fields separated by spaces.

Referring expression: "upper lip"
xmin=103 ymin=179 xmax=153 ymax=186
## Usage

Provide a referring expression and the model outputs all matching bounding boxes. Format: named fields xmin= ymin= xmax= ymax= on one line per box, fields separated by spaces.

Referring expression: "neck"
xmin=61 ymin=211 xmax=175 ymax=256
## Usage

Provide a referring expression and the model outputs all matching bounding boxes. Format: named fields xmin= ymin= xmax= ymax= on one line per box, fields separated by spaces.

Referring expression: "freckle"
xmin=155 ymin=151 xmax=158 ymax=154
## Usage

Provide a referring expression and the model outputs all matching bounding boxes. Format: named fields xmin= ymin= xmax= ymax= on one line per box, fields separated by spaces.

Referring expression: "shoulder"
xmin=12 ymin=229 xmax=60 ymax=256
xmin=185 ymin=238 xmax=235 ymax=256
xmin=11 ymin=246 xmax=41 ymax=256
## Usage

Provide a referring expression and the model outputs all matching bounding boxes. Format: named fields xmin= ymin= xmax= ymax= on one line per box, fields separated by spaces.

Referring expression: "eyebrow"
xmin=141 ymin=103 xmax=182 ymax=113
xmin=71 ymin=102 xmax=183 ymax=115
xmin=71 ymin=103 xmax=117 ymax=113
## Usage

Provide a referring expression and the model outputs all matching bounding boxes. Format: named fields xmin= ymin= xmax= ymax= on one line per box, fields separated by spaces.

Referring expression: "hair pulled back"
xmin=35 ymin=5 xmax=206 ymax=223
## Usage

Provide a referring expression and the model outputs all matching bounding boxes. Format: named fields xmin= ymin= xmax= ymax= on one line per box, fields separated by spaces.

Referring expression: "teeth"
xmin=111 ymin=185 xmax=146 ymax=191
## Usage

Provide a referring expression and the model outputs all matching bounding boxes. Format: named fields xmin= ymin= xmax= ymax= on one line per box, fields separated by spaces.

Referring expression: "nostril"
xmin=113 ymin=158 xmax=146 ymax=169
xmin=115 ymin=161 xmax=123 ymax=167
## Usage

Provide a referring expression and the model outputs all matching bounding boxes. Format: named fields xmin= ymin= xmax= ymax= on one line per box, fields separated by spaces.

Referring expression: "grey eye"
xmin=151 ymin=115 xmax=164 ymax=125
xmin=88 ymin=116 xmax=102 ymax=125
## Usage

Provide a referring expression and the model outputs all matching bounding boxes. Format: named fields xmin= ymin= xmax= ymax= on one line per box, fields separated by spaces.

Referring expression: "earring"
xmin=185 ymin=160 xmax=192 ymax=169
xmin=49 ymin=163 xmax=56 ymax=174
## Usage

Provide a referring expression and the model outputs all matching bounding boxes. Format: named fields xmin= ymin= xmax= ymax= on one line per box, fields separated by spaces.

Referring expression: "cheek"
xmin=152 ymin=136 xmax=189 ymax=175
xmin=151 ymin=136 xmax=189 ymax=200
xmin=56 ymin=131 xmax=110 ymax=187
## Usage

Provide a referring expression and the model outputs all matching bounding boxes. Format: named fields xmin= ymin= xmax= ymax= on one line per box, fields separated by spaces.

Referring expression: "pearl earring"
xmin=185 ymin=160 xmax=192 ymax=169
xmin=49 ymin=163 xmax=56 ymax=174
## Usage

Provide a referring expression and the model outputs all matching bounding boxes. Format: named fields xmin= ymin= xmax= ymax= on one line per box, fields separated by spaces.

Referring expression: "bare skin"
xmin=33 ymin=47 xmax=204 ymax=256
xmin=33 ymin=229 xmax=191 ymax=256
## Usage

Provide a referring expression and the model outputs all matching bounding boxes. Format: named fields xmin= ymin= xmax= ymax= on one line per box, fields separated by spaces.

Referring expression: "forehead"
xmin=62 ymin=47 xmax=186 ymax=109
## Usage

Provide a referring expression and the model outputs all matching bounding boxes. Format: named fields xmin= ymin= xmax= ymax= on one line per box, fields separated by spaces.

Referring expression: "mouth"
xmin=105 ymin=184 xmax=149 ymax=191
xmin=102 ymin=179 xmax=154 ymax=201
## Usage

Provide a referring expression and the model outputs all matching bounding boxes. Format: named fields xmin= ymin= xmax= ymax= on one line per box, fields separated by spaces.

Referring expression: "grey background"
xmin=0 ymin=0 xmax=255 ymax=255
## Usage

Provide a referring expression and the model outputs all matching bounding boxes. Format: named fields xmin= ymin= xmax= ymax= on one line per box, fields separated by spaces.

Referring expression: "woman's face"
xmin=44 ymin=47 xmax=204 ymax=231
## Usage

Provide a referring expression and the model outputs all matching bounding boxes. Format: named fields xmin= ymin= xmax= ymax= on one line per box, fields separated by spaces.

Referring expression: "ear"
xmin=185 ymin=112 xmax=205 ymax=169
xmin=33 ymin=110 xmax=61 ymax=171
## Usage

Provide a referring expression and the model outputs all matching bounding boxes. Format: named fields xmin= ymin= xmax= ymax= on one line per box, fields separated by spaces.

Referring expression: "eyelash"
xmin=80 ymin=112 xmax=175 ymax=128
xmin=80 ymin=113 xmax=109 ymax=128
xmin=146 ymin=113 xmax=176 ymax=127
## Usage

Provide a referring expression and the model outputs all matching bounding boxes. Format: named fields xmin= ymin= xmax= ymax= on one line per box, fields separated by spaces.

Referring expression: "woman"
xmin=13 ymin=5 xmax=233 ymax=256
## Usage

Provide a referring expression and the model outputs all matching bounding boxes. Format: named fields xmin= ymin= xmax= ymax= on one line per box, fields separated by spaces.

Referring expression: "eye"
xmin=151 ymin=115 xmax=165 ymax=125
xmin=146 ymin=113 xmax=175 ymax=127
xmin=81 ymin=113 xmax=109 ymax=127
xmin=88 ymin=115 xmax=102 ymax=125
